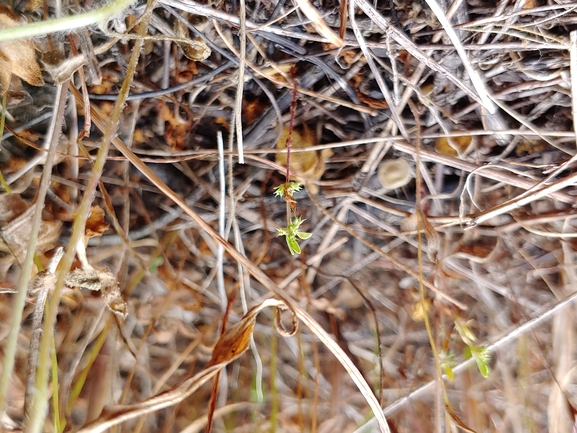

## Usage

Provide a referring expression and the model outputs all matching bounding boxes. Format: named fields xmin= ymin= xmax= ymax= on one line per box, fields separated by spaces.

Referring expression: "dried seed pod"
xmin=377 ymin=158 xmax=412 ymax=190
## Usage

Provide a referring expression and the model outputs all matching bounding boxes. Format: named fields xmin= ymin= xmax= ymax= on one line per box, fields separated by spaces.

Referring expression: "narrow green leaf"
xmin=476 ymin=359 xmax=490 ymax=378
xmin=287 ymin=237 xmax=301 ymax=255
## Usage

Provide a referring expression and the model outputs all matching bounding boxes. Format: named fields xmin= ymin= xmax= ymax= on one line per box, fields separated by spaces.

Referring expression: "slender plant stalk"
xmin=0 ymin=92 xmax=11 ymax=192
xmin=284 ymin=82 xmax=299 ymax=224
xmin=270 ymin=318 xmax=279 ymax=433
xmin=409 ymin=100 xmax=451 ymax=430
xmin=51 ymin=333 xmax=62 ymax=433
xmin=0 ymin=0 xmax=136 ymax=42
xmin=285 ymin=82 xmax=298 ymax=186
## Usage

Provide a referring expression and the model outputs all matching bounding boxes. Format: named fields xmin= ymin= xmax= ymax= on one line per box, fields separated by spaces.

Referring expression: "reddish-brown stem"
xmin=285 ymin=81 xmax=298 ymax=185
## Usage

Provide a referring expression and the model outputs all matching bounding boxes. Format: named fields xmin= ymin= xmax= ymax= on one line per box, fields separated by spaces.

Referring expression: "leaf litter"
xmin=0 ymin=1 xmax=577 ymax=432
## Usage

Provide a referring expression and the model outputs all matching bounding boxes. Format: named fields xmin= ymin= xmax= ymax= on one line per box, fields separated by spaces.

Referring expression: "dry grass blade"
xmin=295 ymin=0 xmax=344 ymax=47
xmin=19 ymin=3 xmax=153 ymax=431
xmin=569 ymin=31 xmax=577 ymax=142
xmin=353 ymin=0 xmax=485 ymax=106
xmin=423 ymin=0 xmax=496 ymax=114
xmin=0 ymin=0 xmax=136 ymax=42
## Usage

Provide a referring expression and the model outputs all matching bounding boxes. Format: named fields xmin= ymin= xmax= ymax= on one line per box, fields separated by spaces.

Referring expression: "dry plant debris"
xmin=1 ymin=0 xmax=577 ymax=432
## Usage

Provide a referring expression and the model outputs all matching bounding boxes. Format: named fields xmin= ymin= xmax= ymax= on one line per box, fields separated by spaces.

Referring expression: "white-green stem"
xmin=0 ymin=0 xmax=136 ymax=42
xmin=0 ymin=82 xmax=68 ymax=421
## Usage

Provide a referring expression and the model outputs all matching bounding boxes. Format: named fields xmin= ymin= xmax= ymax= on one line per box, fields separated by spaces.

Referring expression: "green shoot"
xmin=440 ymin=350 xmax=456 ymax=381
xmin=274 ymin=82 xmax=312 ymax=256
xmin=277 ymin=216 xmax=312 ymax=255
xmin=455 ymin=320 xmax=491 ymax=378
xmin=464 ymin=345 xmax=491 ymax=378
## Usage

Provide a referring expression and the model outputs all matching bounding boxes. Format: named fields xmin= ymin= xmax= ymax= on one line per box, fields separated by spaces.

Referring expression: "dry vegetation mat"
xmin=1 ymin=0 xmax=577 ymax=432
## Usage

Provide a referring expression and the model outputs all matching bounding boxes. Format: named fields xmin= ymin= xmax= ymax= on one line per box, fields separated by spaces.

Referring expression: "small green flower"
xmin=274 ymin=181 xmax=302 ymax=199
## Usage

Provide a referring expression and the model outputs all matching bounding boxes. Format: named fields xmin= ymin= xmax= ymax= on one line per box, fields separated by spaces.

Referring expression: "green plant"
xmin=276 ymin=215 xmax=312 ymax=256
xmin=439 ymin=349 xmax=456 ymax=381
xmin=273 ymin=82 xmax=312 ymax=256
xmin=274 ymin=181 xmax=312 ymax=255
xmin=455 ymin=319 xmax=491 ymax=378
xmin=273 ymin=181 xmax=302 ymax=203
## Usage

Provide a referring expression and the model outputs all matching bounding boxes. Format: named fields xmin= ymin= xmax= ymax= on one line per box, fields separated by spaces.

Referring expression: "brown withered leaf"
xmin=173 ymin=18 xmax=211 ymax=61
xmin=0 ymin=195 xmax=61 ymax=260
xmin=0 ymin=193 xmax=28 ymax=223
xmin=159 ymin=101 xmax=191 ymax=150
xmin=243 ymin=97 xmax=267 ymax=125
xmin=208 ymin=299 xmax=293 ymax=366
xmin=84 ymin=205 xmax=110 ymax=238
xmin=455 ymin=234 xmax=499 ymax=263
xmin=0 ymin=6 xmax=44 ymax=94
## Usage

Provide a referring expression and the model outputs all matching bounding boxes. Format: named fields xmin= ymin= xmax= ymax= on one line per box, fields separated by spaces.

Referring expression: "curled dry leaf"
xmin=77 ymin=298 xmax=294 ymax=433
xmin=173 ymin=17 xmax=212 ymax=61
xmin=65 ymin=267 xmax=127 ymax=318
xmin=209 ymin=298 xmax=296 ymax=366
xmin=454 ymin=234 xmax=499 ymax=263
xmin=158 ymin=101 xmax=192 ymax=150
xmin=275 ymin=124 xmax=333 ymax=194
xmin=84 ymin=205 xmax=110 ymax=238
xmin=0 ymin=5 xmax=44 ymax=94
